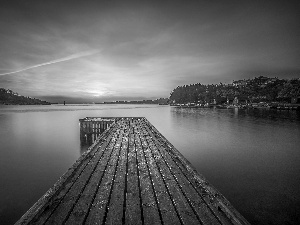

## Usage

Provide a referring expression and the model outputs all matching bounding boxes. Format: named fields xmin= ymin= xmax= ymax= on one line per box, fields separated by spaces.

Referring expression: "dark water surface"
xmin=0 ymin=105 xmax=300 ymax=224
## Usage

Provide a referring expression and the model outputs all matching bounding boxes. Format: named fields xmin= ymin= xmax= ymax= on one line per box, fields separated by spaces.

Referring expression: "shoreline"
xmin=172 ymin=103 xmax=300 ymax=111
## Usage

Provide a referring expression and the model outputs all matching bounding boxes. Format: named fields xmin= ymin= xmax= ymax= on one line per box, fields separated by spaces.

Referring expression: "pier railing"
xmin=79 ymin=117 xmax=115 ymax=146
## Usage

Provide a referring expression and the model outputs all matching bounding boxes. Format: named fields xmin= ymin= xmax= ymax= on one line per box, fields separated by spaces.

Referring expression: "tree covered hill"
xmin=0 ymin=88 xmax=51 ymax=105
xmin=169 ymin=76 xmax=300 ymax=104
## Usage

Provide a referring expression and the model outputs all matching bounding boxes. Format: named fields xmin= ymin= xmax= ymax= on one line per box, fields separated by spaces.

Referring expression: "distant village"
xmin=169 ymin=76 xmax=300 ymax=110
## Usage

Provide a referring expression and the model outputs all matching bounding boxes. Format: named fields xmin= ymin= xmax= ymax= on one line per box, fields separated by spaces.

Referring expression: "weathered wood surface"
xmin=16 ymin=117 xmax=250 ymax=225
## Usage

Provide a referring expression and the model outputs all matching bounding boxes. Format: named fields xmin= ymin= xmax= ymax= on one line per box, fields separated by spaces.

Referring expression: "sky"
xmin=0 ymin=0 xmax=299 ymax=103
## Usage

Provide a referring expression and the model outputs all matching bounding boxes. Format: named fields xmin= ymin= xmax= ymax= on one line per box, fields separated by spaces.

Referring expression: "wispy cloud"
xmin=0 ymin=1 xmax=299 ymax=101
xmin=0 ymin=49 xmax=100 ymax=76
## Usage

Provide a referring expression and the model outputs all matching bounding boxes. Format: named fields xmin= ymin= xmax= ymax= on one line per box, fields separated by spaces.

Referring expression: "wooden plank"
xmin=134 ymin=123 xmax=162 ymax=225
xmin=29 ymin=127 xmax=116 ymax=224
xmin=44 ymin=136 xmax=114 ymax=224
xmin=151 ymin=133 xmax=230 ymax=225
xmin=17 ymin=117 xmax=250 ymax=225
xmin=63 ymin=131 xmax=118 ymax=224
xmin=137 ymin=122 xmax=182 ymax=225
xmin=145 ymin=125 xmax=224 ymax=225
xmin=84 ymin=122 xmax=124 ymax=224
xmin=143 ymin=119 xmax=249 ymax=225
xmin=125 ymin=119 xmax=143 ymax=224
xmin=144 ymin=120 xmax=225 ymax=222
xmin=145 ymin=132 xmax=199 ymax=224
xmin=104 ymin=122 xmax=128 ymax=224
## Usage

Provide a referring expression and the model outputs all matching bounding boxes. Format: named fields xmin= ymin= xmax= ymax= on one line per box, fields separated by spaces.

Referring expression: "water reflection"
xmin=170 ymin=107 xmax=300 ymax=225
xmin=171 ymin=107 xmax=300 ymax=123
xmin=1 ymin=105 xmax=300 ymax=224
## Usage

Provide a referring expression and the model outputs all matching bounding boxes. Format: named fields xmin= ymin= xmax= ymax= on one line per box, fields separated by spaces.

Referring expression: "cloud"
xmin=0 ymin=1 xmax=299 ymax=101
xmin=0 ymin=49 xmax=100 ymax=76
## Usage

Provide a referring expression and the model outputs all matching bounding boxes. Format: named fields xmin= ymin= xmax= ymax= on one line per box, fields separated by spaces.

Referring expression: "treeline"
xmin=102 ymin=98 xmax=169 ymax=105
xmin=0 ymin=88 xmax=51 ymax=105
xmin=169 ymin=76 xmax=300 ymax=104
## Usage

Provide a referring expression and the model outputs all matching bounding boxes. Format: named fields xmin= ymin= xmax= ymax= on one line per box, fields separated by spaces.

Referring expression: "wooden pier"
xmin=16 ymin=117 xmax=249 ymax=225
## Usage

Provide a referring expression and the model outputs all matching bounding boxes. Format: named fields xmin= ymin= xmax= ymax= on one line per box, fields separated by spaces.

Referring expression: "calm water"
xmin=0 ymin=105 xmax=300 ymax=224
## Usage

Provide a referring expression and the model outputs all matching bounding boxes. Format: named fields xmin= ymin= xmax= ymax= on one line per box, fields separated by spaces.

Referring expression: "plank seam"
xmin=102 ymin=125 xmax=124 ymax=225
xmin=140 ymin=123 xmax=184 ymax=225
xmin=144 ymin=121 xmax=228 ymax=224
xmin=145 ymin=122 xmax=228 ymax=224
xmin=66 ymin=130 xmax=119 ymax=224
xmin=43 ymin=130 xmax=116 ymax=224
xmin=144 ymin=119 xmax=247 ymax=225
xmin=159 ymin=140 xmax=226 ymax=224
xmin=61 ymin=135 xmax=115 ymax=224
xmin=137 ymin=123 xmax=164 ymax=225
xmin=37 ymin=128 xmax=116 ymax=224
xmin=133 ymin=122 xmax=145 ymax=225
xmin=148 ymin=134 xmax=206 ymax=225
xmin=21 ymin=126 xmax=115 ymax=224
xmin=122 ymin=120 xmax=130 ymax=224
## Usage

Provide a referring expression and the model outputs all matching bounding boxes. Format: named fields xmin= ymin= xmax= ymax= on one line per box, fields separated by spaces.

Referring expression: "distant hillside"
xmin=169 ymin=76 xmax=300 ymax=104
xmin=0 ymin=88 xmax=51 ymax=105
